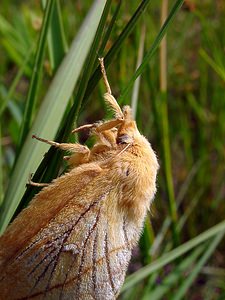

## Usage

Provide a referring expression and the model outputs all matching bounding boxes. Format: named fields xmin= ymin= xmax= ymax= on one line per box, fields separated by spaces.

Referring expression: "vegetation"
xmin=0 ymin=1 xmax=224 ymax=299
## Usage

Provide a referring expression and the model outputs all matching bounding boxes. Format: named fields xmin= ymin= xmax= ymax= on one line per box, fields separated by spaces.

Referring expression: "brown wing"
xmin=0 ymin=167 xmax=133 ymax=300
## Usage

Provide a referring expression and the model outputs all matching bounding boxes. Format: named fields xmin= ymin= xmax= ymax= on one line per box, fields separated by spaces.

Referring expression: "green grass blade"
xmin=160 ymin=91 xmax=179 ymax=245
xmin=199 ymin=48 xmax=225 ymax=81
xmin=83 ymin=0 xmax=151 ymax=103
xmin=47 ymin=0 xmax=68 ymax=70
xmin=119 ymin=0 xmax=184 ymax=101
xmin=13 ymin=0 xmax=112 ymax=218
xmin=121 ymin=220 xmax=225 ymax=292
xmin=0 ymin=14 xmax=32 ymax=76
xmin=0 ymin=0 xmax=107 ymax=233
xmin=69 ymin=0 xmax=112 ymax=123
xmin=131 ymin=23 xmax=146 ymax=119
xmin=177 ymin=189 xmax=203 ymax=231
xmin=0 ymin=46 xmax=34 ymax=118
xmin=19 ymin=0 xmax=56 ymax=148
xmin=142 ymin=245 xmax=204 ymax=299
xmin=97 ymin=0 xmax=121 ymax=58
xmin=0 ymin=125 xmax=3 ymax=205
xmin=173 ymin=232 xmax=224 ymax=300
xmin=150 ymin=160 xmax=202 ymax=257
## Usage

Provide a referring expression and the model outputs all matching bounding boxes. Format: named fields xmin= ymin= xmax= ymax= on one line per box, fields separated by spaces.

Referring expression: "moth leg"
xmin=32 ymin=134 xmax=90 ymax=167
xmin=72 ymin=118 xmax=122 ymax=135
xmin=28 ymin=180 xmax=49 ymax=187
xmin=72 ymin=123 xmax=95 ymax=133
xmin=67 ymin=149 xmax=90 ymax=167
xmin=27 ymin=174 xmax=49 ymax=187
xmin=91 ymin=130 xmax=116 ymax=155
xmin=32 ymin=134 xmax=89 ymax=154
xmin=97 ymin=128 xmax=118 ymax=147
xmin=94 ymin=118 xmax=123 ymax=133
xmin=86 ymin=118 xmax=123 ymax=155
xmin=98 ymin=129 xmax=117 ymax=147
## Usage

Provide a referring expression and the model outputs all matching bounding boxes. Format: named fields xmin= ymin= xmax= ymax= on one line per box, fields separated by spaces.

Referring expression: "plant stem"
xmin=159 ymin=0 xmax=179 ymax=246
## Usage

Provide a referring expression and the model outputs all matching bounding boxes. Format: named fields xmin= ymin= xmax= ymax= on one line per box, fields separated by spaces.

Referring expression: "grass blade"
xmin=173 ymin=232 xmax=224 ymax=300
xmin=10 ymin=0 xmax=121 ymax=217
xmin=0 ymin=0 xmax=107 ymax=233
xmin=142 ymin=245 xmax=204 ymax=299
xmin=121 ymin=220 xmax=225 ymax=292
xmin=119 ymin=0 xmax=184 ymax=100
xmin=0 ymin=125 xmax=3 ymax=205
xmin=83 ymin=0 xmax=152 ymax=104
xmin=47 ymin=0 xmax=68 ymax=69
xmin=131 ymin=23 xmax=146 ymax=119
xmin=19 ymin=0 xmax=56 ymax=148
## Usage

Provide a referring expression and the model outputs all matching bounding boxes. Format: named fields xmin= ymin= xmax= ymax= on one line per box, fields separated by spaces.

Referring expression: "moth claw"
xmin=27 ymin=173 xmax=49 ymax=187
xmin=63 ymin=156 xmax=70 ymax=161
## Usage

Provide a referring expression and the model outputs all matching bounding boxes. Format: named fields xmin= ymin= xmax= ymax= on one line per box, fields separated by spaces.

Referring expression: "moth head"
xmin=117 ymin=105 xmax=139 ymax=145
xmin=103 ymin=93 xmax=140 ymax=145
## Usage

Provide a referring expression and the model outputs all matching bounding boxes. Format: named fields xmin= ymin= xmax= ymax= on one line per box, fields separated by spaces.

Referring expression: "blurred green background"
xmin=0 ymin=1 xmax=224 ymax=299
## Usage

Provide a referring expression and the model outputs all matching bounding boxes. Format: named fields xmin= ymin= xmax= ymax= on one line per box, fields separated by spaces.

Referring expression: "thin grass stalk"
xmin=122 ymin=220 xmax=225 ymax=291
xmin=162 ymin=190 xmax=203 ymax=255
xmin=142 ymin=245 xmax=204 ymax=299
xmin=11 ymin=0 xmax=112 ymax=218
xmin=46 ymin=0 xmax=68 ymax=69
xmin=83 ymin=0 xmax=151 ymax=104
xmin=21 ymin=0 xmax=73 ymax=188
xmin=0 ymin=125 xmax=3 ymax=205
xmin=140 ymin=216 xmax=155 ymax=265
xmin=97 ymin=0 xmax=122 ymax=60
xmin=0 ymin=0 xmax=107 ymax=233
xmin=68 ymin=0 xmax=112 ymax=127
xmin=0 ymin=47 xmax=34 ymax=118
xmin=131 ymin=23 xmax=146 ymax=119
xmin=119 ymin=0 xmax=184 ymax=101
xmin=159 ymin=0 xmax=179 ymax=246
xmin=177 ymin=189 xmax=203 ymax=231
xmin=199 ymin=48 xmax=225 ymax=81
xmin=150 ymin=159 xmax=202 ymax=257
xmin=160 ymin=0 xmax=168 ymax=93
xmin=201 ymin=266 xmax=225 ymax=278
xmin=18 ymin=0 xmax=55 ymax=149
xmin=173 ymin=232 xmax=225 ymax=300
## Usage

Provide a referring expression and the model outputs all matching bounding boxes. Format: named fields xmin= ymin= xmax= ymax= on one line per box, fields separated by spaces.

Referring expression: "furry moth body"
xmin=0 ymin=59 xmax=159 ymax=300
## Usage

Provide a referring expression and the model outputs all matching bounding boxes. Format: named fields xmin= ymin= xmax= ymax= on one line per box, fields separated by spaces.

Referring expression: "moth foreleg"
xmin=72 ymin=123 xmax=95 ymax=133
xmin=91 ymin=130 xmax=117 ymax=155
xmin=65 ymin=143 xmax=90 ymax=167
xmin=32 ymin=134 xmax=89 ymax=154
xmin=97 ymin=130 xmax=117 ymax=147
xmin=72 ymin=118 xmax=123 ymax=136
xmin=27 ymin=173 xmax=49 ymax=187
xmin=94 ymin=118 xmax=123 ymax=133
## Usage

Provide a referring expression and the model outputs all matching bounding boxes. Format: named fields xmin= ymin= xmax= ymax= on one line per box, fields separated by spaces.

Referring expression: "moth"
xmin=0 ymin=58 xmax=159 ymax=300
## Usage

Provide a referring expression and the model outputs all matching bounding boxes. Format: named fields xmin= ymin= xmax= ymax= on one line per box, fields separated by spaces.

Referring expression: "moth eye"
xmin=117 ymin=134 xmax=132 ymax=144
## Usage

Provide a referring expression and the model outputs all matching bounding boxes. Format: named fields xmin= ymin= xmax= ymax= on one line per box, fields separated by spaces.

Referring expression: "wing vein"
xmin=122 ymin=218 xmax=130 ymax=250
xmin=43 ymin=198 xmax=103 ymax=296
xmin=75 ymin=208 xmax=101 ymax=298
xmin=104 ymin=228 xmax=115 ymax=294
xmin=92 ymin=228 xmax=98 ymax=299
xmin=25 ymin=194 xmax=106 ymax=298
